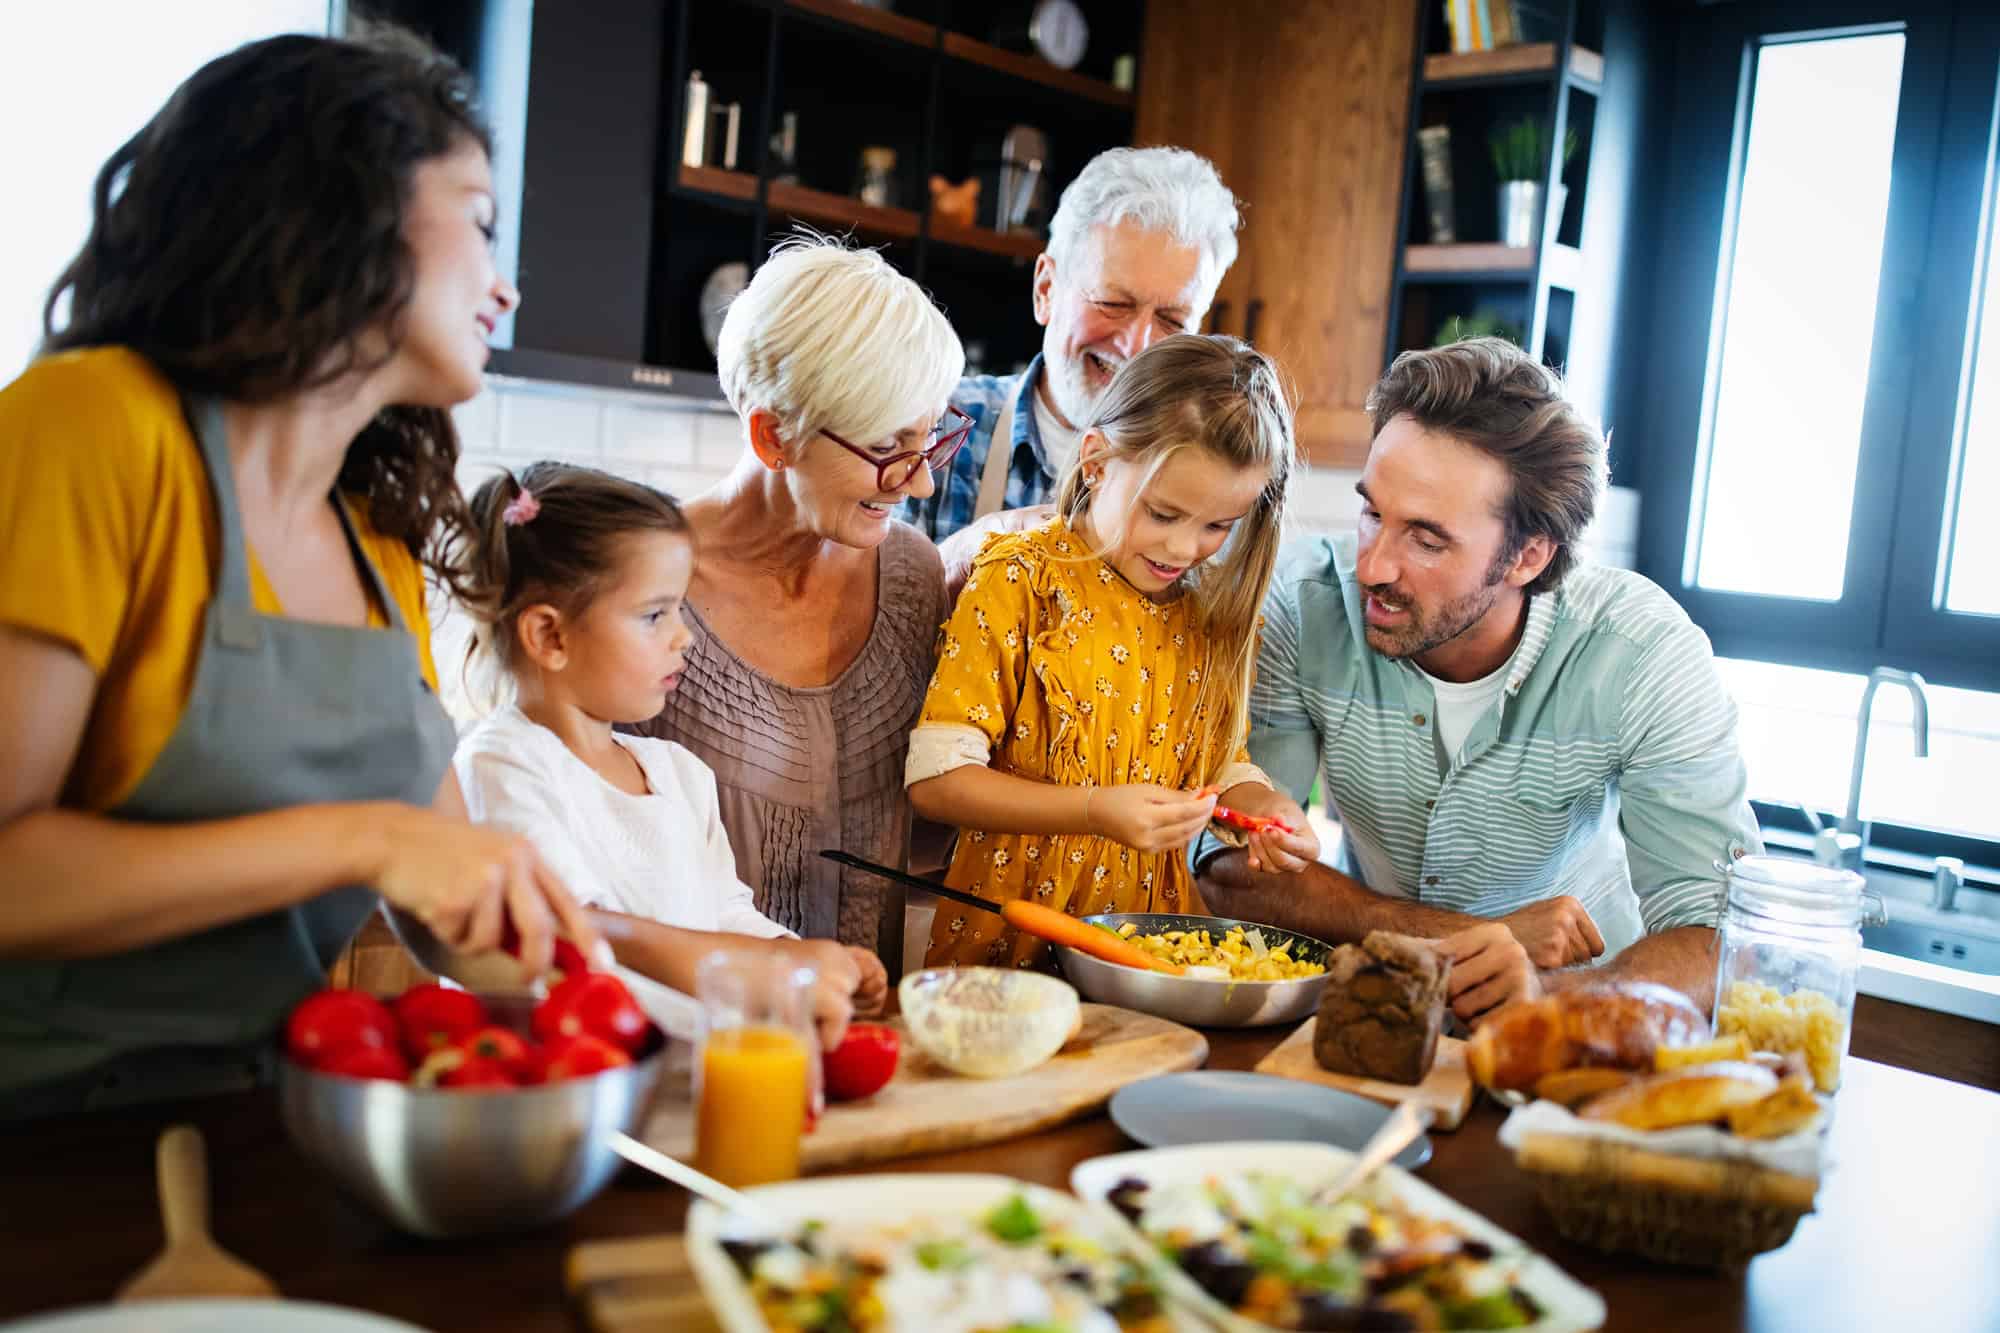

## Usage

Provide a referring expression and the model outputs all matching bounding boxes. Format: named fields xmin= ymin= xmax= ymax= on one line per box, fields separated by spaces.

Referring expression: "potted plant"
xmin=1489 ymin=118 xmax=1578 ymax=248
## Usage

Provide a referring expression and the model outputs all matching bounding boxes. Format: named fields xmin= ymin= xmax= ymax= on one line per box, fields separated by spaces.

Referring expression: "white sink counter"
xmin=1858 ymin=945 xmax=2000 ymax=1024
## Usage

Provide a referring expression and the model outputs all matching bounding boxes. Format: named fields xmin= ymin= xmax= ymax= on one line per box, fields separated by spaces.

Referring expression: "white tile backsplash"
xmin=602 ymin=401 xmax=699 ymax=469
xmin=498 ymin=388 xmax=602 ymax=463
xmin=693 ymin=408 xmax=746 ymax=464
xmin=454 ymin=377 xmax=1640 ymax=572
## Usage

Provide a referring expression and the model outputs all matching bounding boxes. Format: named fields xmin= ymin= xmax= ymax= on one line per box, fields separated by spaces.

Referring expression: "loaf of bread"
xmin=1466 ymin=982 xmax=1707 ymax=1092
xmin=1578 ymin=1060 xmax=1778 ymax=1130
xmin=1312 ymin=931 xmax=1448 ymax=1084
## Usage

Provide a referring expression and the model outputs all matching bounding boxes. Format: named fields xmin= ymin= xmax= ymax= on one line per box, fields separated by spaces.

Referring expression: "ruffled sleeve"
xmin=907 ymin=540 xmax=1042 ymax=782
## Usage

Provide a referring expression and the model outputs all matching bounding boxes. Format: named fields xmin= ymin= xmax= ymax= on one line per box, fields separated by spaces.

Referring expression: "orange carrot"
xmin=1002 ymin=900 xmax=1184 ymax=975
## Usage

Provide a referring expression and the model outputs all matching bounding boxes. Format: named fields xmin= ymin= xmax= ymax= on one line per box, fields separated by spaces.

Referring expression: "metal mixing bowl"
xmin=277 ymin=1027 xmax=668 ymax=1237
xmin=1053 ymin=912 xmax=1335 ymax=1028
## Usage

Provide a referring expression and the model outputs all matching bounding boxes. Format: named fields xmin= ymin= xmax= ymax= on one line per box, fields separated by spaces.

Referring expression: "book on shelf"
xmin=1442 ymin=0 xmax=1522 ymax=53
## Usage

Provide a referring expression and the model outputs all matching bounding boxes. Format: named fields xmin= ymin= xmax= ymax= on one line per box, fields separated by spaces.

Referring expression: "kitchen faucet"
xmin=1836 ymin=667 xmax=1929 ymax=871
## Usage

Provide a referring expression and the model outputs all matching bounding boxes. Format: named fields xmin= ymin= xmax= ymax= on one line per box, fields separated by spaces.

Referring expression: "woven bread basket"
xmin=1515 ymin=1130 xmax=1818 ymax=1268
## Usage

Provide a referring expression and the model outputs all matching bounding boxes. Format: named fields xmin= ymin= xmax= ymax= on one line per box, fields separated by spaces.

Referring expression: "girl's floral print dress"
xmin=911 ymin=518 xmax=1248 ymax=969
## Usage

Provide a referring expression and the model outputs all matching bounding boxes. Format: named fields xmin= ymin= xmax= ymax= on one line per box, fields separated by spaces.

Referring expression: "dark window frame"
xmin=1635 ymin=0 xmax=2000 ymax=695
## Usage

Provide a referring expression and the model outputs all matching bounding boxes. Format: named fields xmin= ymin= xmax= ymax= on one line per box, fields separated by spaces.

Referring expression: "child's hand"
xmin=806 ymin=971 xmax=856 ymax=1052
xmin=793 ymin=940 xmax=887 ymax=1025
xmin=844 ymin=945 xmax=889 ymax=1016
xmin=1217 ymin=783 xmax=1319 ymax=874
xmin=1089 ymin=784 xmax=1220 ymax=854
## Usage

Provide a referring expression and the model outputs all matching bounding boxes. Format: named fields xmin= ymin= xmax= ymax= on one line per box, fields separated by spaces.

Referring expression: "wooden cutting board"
xmin=637 ymin=1003 xmax=1208 ymax=1170
xmin=568 ymin=1233 xmax=718 ymax=1333
xmin=1253 ymin=1018 xmax=1475 ymax=1130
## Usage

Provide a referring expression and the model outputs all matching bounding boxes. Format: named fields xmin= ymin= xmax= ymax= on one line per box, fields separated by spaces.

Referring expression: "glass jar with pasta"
xmin=1713 ymin=855 xmax=1881 ymax=1094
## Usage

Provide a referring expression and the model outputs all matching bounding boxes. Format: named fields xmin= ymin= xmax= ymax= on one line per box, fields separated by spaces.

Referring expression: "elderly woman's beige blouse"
xmin=630 ymin=522 xmax=948 ymax=955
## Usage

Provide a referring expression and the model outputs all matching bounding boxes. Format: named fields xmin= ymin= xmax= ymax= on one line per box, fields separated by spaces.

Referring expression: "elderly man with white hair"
xmin=628 ymin=236 xmax=964 ymax=975
xmin=902 ymin=145 xmax=1241 ymax=577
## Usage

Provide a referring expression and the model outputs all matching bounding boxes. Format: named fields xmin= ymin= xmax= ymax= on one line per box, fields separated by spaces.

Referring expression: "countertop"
xmin=4 ymin=1032 xmax=1998 ymax=1333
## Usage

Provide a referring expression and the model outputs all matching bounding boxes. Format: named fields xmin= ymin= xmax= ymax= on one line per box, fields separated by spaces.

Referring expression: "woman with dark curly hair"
xmin=0 ymin=27 xmax=601 ymax=1113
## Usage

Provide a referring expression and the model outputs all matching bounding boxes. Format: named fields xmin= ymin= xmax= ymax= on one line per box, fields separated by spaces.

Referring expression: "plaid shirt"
xmin=1221 ymin=534 xmax=1762 ymax=960
xmin=901 ymin=356 xmax=1061 ymax=542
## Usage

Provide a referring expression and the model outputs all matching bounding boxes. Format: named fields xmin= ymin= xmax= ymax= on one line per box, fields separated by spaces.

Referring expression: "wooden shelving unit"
xmin=781 ymin=2 xmax=1132 ymax=107
xmin=646 ymin=0 xmax=1142 ymax=376
xmin=940 ymin=33 xmax=1134 ymax=108
xmin=1387 ymin=1 xmax=1610 ymax=370
xmin=786 ymin=0 xmax=933 ymax=48
xmin=1404 ymin=242 xmax=1581 ymax=288
xmin=1424 ymin=42 xmax=1603 ymax=89
xmin=677 ymin=164 xmax=757 ymax=203
xmin=930 ymin=219 xmax=1048 ymax=261
xmin=767 ymin=180 xmax=920 ymax=240
xmin=674 ymin=168 xmax=1052 ymax=261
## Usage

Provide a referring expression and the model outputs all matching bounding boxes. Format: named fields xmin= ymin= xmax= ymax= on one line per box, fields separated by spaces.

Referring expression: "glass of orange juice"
xmin=693 ymin=949 xmax=819 ymax=1188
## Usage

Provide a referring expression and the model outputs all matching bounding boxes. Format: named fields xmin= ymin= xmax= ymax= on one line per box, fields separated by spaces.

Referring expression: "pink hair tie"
xmin=501 ymin=488 xmax=540 ymax=526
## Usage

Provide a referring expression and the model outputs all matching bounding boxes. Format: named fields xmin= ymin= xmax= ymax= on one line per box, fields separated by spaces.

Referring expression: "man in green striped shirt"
xmin=1198 ymin=339 xmax=1761 ymax=1019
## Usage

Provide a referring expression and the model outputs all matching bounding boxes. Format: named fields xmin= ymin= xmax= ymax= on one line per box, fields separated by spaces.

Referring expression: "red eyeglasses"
xmin=821 ymin=404 xmax=975 ymax=492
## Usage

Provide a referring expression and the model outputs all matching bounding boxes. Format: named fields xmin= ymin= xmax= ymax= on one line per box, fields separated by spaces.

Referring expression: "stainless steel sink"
xmin=1863 ymin=902 xmax=2000 ymax=977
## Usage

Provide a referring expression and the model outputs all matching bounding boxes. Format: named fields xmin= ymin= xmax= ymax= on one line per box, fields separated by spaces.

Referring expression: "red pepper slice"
xmin=1212 ymin=804 xmax=1294 ymax=835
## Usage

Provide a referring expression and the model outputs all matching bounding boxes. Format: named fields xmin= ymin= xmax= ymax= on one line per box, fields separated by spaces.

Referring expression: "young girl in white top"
xmin=453 ymin=461 xmax=886 ymax=1041
xmin=906 ymin=335 xmax=1321 ymax=968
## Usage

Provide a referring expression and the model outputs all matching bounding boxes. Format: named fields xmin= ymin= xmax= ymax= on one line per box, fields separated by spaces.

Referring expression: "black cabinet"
xmin=368 ymin=0 xmax=1145 ymax=399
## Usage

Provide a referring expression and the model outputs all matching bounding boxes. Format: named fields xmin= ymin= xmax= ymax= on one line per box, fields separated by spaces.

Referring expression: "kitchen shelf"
xmin=1423 ymin=43 xmax=1603 ymax=91
xmin=929 ymin=219 xmax=1046 ymax=260
xmin=941 ymin=33 xmax=1134 ymax=109
xmin=1402 ymin=242 xmax=1581 ymax=289
xmin=785 ymin=0 xmax=935 ymax=50
xmin=677 ymin=164 xmax=757 ymax=203
xmin=770 ymin=1 xmax=1132 ymax=108
xmin=767 ymin=180 xmax=921 ymax=240
xmin=675 ymin=165 xmax=1048 ymax=259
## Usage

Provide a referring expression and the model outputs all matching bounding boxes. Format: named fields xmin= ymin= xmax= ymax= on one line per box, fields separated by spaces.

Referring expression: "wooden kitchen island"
xmin=2 ymin=1027 xmax=1996 ymax=1333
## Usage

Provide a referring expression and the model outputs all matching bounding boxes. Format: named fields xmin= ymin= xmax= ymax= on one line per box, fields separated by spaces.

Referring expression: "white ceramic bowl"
xmin=896 ymin=967 xmax=1079 ymax=1078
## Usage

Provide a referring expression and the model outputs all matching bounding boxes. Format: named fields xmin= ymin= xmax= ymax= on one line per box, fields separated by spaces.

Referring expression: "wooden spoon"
xmin=116 ymin=1124 xmax=278 ymax=1302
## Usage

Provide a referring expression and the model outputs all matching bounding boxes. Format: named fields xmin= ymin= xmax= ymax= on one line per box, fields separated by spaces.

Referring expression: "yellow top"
xmin=0 ymin=347 xmax=440 ymax=810
xmin=919 ymin=518 xmax=1244 ymax=969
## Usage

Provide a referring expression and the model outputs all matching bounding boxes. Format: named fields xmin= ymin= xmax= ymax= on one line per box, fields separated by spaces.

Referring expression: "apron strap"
xmin=183 ymin=396 xmax=256 ymax=612
xmin=331 ymin=493 xmax=407 ymax=634
xmin=972 ymin=388 xmax=1021 ymax=522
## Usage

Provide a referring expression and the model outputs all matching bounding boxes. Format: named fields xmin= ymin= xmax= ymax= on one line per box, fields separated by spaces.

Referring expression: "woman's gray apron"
xmin=0 ymin=397 xmax=456 ymax=1115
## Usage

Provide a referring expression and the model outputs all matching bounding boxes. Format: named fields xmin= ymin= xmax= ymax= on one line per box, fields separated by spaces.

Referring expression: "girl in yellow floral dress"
xmin=908 ymin=335 xmax=1321 ymax=968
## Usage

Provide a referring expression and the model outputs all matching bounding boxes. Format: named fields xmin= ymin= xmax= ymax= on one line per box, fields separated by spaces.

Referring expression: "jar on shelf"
xmin=1712 ymin=855 xmax=1883 ymax=1095
xmin=854 ymin=146 xmax=898 ymax=208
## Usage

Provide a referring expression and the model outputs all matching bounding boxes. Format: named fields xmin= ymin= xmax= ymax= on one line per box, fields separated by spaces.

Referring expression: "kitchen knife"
xmin=818 ymin=849 xmax=1182 ymax=976
xmin=817 ymin=848 xmax=1006 ymax=916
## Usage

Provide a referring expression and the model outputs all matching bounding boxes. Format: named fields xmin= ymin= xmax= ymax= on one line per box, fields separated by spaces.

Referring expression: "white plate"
xmin=1072 ymin=1140 xmax=1608 ymax=1333
xmin=2 ymin=1301 xmax=430 ymax=1332
xmin=684 ymin=1172 xmax=1197 ymax=1333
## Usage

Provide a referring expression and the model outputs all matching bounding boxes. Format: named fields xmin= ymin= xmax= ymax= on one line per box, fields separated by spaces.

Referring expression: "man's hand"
xmin=1213 ymin=783 xmax=1318 ymax=873
xmin=940 ymin=505 xmax=1057 ymax=601
xmin=1499 ymin=895 xmax=1604 ymax=969
xmin=1438 ymin=921 xmax=1542 ymax=1025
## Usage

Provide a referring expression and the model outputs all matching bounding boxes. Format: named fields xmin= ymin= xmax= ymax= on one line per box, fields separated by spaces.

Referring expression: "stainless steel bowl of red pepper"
xmin=275 ymin=949 xmax=668 ymax=1237
xmin=1053 ymin=912 xmax=1336 ymax=1028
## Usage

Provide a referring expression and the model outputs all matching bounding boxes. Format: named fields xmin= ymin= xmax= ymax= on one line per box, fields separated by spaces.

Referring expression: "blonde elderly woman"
xmin=629 ymin=238 xmax=963 ymax=970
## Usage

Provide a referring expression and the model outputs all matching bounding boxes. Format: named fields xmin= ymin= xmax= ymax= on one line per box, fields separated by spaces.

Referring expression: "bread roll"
xmin=1578 ymin=1061 xmax=1778 ymax=1130
xmin=1532 ymin=1066 xmax=1635 ymax=1109
xmin=1466 ymin=982 xmax=1706 ymax=1091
